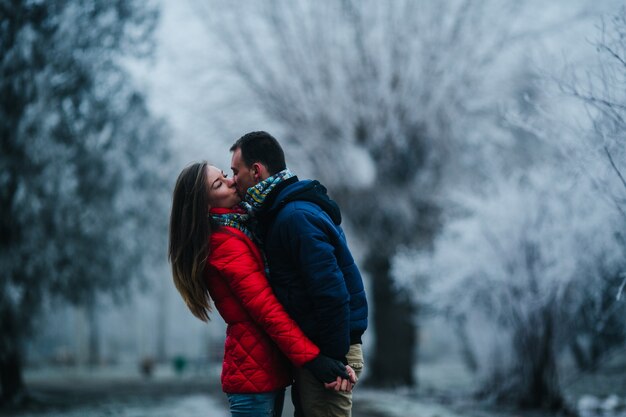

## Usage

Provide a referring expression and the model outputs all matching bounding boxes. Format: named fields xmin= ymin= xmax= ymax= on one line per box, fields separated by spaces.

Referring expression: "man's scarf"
xmin=242 ymin=168 xmax=295 ymax=214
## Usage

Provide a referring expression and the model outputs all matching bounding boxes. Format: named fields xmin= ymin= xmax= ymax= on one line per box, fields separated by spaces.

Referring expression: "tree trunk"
xmin=569 ymin=338 xmax=590 ymax=371
xmin=0 ymin=345 xmax=26 ymax=405
xmin=156 ymin=280 xmax=167 ymax=363
xmin=365 ymin=251 xmax=417 ymax=387
xmin=487 ymin=311 xmax=565 ymax=411
xmin=453 ymin=316 xmax=478 ymax=373
xmin=87 ymin=302 xmax=100 ymax=367
xmin=517 ymin=313 xmax=563 ymax=411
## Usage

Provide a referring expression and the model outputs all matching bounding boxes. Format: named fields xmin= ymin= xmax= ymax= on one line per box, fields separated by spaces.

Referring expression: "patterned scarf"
xmin=209 ymin=205 xmax=269 ymax=275
xmin=242 ymin=168 xmax=295 ymax=215
xmin=209 ymin=205 xmax=255 ymax=242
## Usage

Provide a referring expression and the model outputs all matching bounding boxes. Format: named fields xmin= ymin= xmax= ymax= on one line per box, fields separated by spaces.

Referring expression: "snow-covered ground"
xmin=10 ymin=385 xmax=625 ymax=417
xmin=6 ymin=352 xmax=626 ymax=417
xmin=9 ymin=394 xmax=228 ymax=417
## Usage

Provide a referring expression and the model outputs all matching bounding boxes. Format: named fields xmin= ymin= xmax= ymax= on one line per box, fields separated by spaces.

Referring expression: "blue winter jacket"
xmin=256 ymin=177 xmax=368 ymax=361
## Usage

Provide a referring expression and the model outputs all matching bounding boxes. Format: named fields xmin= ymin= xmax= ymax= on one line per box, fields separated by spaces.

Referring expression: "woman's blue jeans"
xmin=226 ymin=389 xmax=285 ymax=417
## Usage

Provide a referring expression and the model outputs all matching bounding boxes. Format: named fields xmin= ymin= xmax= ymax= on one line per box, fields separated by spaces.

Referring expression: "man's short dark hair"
xmin=230 ymin=131 xmax=286 ymax=175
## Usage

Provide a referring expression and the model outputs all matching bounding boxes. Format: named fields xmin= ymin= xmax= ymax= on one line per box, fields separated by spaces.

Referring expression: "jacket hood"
xmin=267 ymin=179 xmax=342 ymax=225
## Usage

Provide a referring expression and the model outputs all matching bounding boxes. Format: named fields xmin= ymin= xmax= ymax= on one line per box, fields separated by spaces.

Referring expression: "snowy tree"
xmin=558 ymin=6 xmax=626 ymax=218
xmin=392 ymin=169 xmax=626 ymax=410
xmin=389 ymin=21 xmax=626 ymax=404
xmin=554 ymin=7 xmax=626 ymax=372
xmin=506 ymin=6 xmax=626 ymax=373
xmin=0 ymin=0 xmax=170 ymax=404
xmin=571 ymin=7 xmax=626 ymax=211
xmin=193 ymin=0 xmax=585 ymax=386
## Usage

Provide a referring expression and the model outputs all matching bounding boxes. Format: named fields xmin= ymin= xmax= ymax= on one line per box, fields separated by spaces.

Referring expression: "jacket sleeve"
xmin=280 ymin=208 xmax=351 ymax=360
xmin=210 ymin=234 xmax=320 ymax=367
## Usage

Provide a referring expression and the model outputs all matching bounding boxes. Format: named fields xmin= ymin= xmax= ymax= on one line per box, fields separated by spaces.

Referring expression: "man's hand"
xmin=303 ymin=354 xmax=350 ymax=383
xmin=324 ymin=365 xmax=357 ymax=392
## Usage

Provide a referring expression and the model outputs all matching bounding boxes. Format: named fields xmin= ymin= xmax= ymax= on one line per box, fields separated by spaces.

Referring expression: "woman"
xmin=168 ymin=162 xmax=353 ymax=417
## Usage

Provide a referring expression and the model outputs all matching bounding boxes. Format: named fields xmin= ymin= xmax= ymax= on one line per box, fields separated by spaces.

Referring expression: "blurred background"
xmin=2 ymin=0 xmax=626 ymax=416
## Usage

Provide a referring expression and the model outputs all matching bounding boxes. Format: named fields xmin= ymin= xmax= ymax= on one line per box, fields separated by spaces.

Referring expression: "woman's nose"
xmin=226 ymin=177 xmax=236 ymax=187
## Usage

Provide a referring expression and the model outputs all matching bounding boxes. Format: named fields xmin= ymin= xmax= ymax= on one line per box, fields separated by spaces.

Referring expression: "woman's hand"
xmin=323 ymin=365 xmax=357 ymax=392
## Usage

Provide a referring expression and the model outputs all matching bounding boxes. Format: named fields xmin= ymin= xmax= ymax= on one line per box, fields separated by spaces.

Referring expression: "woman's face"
xmin=206 ymin=165 xmax=240 ymax=208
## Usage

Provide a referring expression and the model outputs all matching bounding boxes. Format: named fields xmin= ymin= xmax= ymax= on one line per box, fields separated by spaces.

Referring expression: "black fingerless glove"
xmin=303 ymin=354 xmax=349 ymax=383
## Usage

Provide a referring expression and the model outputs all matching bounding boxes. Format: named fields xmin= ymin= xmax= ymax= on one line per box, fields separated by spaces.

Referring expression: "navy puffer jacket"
xmin=257 ymin=178 xmax=368 ymax=361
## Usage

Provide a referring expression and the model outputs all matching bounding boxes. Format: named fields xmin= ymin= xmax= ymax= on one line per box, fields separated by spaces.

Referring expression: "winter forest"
xmin=2 ymin=0 xmax=626 ymax=416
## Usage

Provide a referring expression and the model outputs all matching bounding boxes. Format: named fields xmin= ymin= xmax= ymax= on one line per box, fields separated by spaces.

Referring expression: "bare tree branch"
xmin=604 ymin=145 xmax=626 ymax=191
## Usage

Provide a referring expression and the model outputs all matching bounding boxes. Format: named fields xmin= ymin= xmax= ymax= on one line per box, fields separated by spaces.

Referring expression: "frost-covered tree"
xmin=393 ymin=169 xmax=626 ymax=410
xmin=560 ymin=7 xmax=626 ymax=217
xmin=0 ymin=0 xmax=170 ymax=404
xmin=197 ymin=0 xmax=572 ymax=386
xmin=555 ymin=7 xmax=626 ymax=372
xmin=568 ymin=267 xmax=626 ymax=372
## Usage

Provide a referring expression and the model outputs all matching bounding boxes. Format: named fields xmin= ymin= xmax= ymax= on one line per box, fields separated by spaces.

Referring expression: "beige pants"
xmin=292 ymin=344 xmax=364 ymax=417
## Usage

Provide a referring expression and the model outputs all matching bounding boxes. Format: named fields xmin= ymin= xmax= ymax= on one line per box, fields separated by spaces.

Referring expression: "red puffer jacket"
xmin=206 ymin=216 xmax=320 ymax=393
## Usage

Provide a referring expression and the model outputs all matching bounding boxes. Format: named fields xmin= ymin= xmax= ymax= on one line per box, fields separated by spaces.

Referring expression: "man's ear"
xmin=251 ymin=162 xmax=269 ymax=181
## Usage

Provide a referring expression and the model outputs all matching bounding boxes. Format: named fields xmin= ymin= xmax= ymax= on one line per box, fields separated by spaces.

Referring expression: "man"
xmin=230 ymin=131 xmax=368 ymax=417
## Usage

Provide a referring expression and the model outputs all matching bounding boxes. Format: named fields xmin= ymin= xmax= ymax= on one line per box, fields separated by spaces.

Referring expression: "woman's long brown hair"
xmin=168 ymin=162 xmax=213 ymax=321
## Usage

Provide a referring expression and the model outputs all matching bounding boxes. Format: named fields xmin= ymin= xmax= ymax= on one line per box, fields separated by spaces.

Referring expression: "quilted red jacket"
xmin=206 ymin=216 xmax=320 ymax=393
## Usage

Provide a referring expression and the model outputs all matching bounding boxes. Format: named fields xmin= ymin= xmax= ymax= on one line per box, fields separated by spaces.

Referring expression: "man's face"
xmin=230 ymin=148 xmax=257 ymax=198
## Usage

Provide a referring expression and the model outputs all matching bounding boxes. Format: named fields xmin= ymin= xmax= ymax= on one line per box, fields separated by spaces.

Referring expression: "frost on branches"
xmin=560 ymin=7 xmax=626 ymax=219
xmin=200 ymin=0 xmax=573 ymax=387
xmin=0 ymin=0 xmax=169 ymax=405
xmin=393 ymin=169 xmax=625 ymax=409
